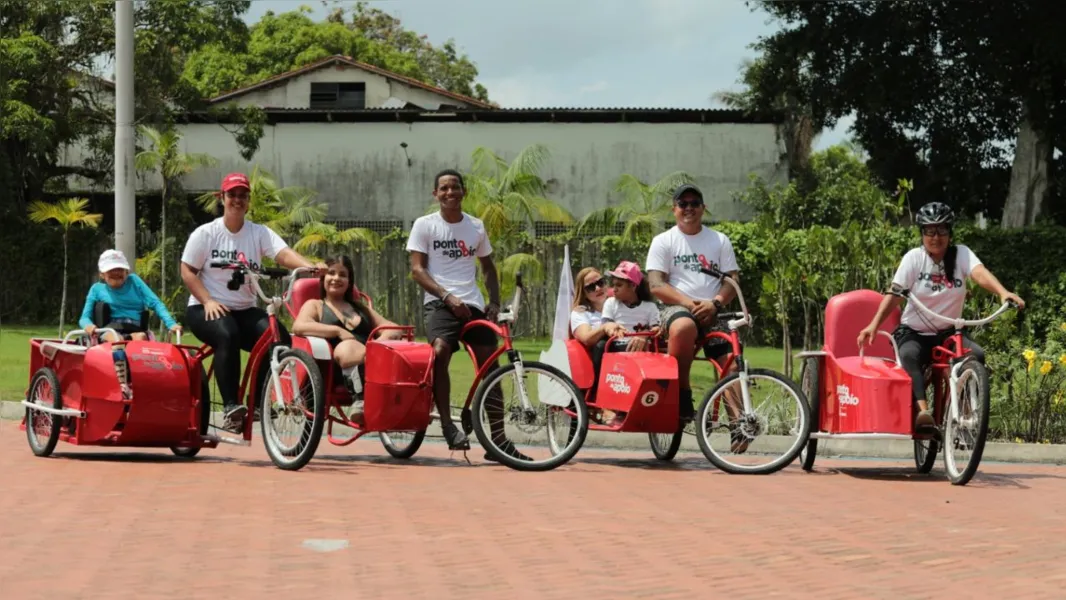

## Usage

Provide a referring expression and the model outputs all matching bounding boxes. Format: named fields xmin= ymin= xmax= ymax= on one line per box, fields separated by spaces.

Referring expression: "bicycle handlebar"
xmin=697 ymin=267 xmax=751 ymax=330
xmin=894 ymin=288 xmax=1017 ymax=330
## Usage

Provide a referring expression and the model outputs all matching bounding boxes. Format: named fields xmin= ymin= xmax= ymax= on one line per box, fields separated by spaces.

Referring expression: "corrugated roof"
xmin=182 ymin=106 xmax=781 ymax=125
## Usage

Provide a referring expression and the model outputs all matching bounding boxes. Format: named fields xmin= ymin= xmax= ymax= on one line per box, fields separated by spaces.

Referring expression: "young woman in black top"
xmin=292 ymin=255 xmax=403 ymax=421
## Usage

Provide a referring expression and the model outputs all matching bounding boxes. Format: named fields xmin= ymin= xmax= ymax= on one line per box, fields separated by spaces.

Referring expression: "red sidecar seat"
xmin=824 ymin=289 xmax=900 ymax=361
xmin=564 ymin=339 xmax=596 ymax=391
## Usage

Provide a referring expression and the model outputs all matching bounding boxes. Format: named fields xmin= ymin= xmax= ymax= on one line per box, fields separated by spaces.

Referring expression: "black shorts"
xmin=105 ymin=319 xmax=147 ymax=340
xmin=423 ymin=300 xmax=497 ymax=352
xmin=659 ymin=305 xmax=738 ymax=362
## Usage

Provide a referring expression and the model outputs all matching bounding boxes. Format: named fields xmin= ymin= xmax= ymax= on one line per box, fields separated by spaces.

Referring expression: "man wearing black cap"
xmin=645 ymin=184 xmax=742 ymax=431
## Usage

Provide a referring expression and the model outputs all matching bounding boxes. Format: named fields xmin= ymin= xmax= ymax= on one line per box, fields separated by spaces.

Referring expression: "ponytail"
xmin=944 ymin=244 xmax=958 ymax=287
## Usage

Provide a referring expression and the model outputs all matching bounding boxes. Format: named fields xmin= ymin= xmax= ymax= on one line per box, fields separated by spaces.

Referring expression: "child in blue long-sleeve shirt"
xmin=79 ymin=249 xmax=182 ymax=342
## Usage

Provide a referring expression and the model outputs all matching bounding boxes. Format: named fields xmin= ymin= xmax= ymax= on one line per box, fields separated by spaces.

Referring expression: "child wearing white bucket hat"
xmin=77 ymin=249 xmax=181 ymax=343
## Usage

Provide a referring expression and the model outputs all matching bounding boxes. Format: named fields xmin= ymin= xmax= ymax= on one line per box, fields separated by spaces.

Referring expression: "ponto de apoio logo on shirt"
xmin=432 ymin=239 xmax=477 ymax=259
xmin=673 ymin=253 xmax=718 ymax=273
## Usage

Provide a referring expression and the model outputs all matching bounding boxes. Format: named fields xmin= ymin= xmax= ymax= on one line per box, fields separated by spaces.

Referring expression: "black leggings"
xmin=185 ymin=305 xmax=291 ymax=408
xmin=894 ymin=326 xmax=985 ymax=404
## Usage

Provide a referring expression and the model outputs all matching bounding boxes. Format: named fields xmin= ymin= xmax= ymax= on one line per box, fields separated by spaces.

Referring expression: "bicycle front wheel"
xmin=696 ymin=368 xmax=810 ymax=475
xmin=944 ymin=361 xmax=990 ymax=486
xmin=261 ymin=348 xmax=326 ymax=471
xmin=471 ymin=361 xmax=588 ymax=471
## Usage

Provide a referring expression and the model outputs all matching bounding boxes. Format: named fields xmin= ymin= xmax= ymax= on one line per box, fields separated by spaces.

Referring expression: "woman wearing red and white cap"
xmin=180 ymin=172 xmax=322 ymax=432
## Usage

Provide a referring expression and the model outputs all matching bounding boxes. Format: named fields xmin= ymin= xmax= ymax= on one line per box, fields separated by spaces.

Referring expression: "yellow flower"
xmin=1023 ymin=348 xmax=1037 ymax=361
xmin=1040 ymin=361 xmax=1053 ymax=375
xmin=1060 ymin=322 xmax=1066 ymax=333
xmin=1059 ymin=354 xmax=1066 ymax=367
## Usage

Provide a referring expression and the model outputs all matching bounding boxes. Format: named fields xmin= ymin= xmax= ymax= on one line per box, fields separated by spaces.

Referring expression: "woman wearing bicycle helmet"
xmin=857 ymin=202 xmax=1024 ymax=428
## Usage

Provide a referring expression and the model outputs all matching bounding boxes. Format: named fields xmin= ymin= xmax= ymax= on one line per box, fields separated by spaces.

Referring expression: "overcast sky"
xmin=247 ymin=0 xmax=851 ymax=148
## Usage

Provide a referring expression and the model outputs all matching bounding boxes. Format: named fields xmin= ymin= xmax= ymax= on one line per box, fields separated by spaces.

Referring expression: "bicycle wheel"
xmin=25 ymin=368 xmax=62 ymax=458
xmin=171 ymin=365 xmax=211 ymax=458
xmin=471 ymin=361 xmax=588 ymax=471
xmin=695 ymin=368 xmax=810 ymax=475
xmin=649 ymin=429 xmax=683 ymax=461
xmin=260 ymin=348 xmax=326 ymax=471
xmin=914 ymin=379 xmax=939 ymax=474
xmin=914 ymin=439 xmax=938 ymax=473
xmin=380 ymin=429 xmax=427 ymax=459
xmin=798 ymin=357 xmax=820 ymax=472
xmin=944 ymin=361 xmax=990 ymax=486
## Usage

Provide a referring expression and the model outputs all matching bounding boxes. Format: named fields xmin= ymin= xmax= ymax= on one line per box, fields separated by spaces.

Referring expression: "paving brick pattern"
xmin=2 ymin=418 xmax=1065 ymax=599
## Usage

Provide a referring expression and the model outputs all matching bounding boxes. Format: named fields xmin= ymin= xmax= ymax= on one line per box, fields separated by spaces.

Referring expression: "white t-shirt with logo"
xmin=406 ymin=212 xmax=492 ymax=309
xmin=569 ymin=308 xmax=604 ymax=335
xmin=601 ymin=298 xmax=660 ymax=332
xmin=180 ymin=218 xmax=289 ymax=310
xmin=646 ymin=226 xmax=739 ymax=301
xmin=891 ymin=245 xmax=983 ymax=334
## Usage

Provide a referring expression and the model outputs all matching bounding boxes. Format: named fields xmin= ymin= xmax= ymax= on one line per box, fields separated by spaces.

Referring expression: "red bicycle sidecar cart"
xmin=284 ymin=270 xmax=588 ymax=471
xmin=20 ymin=328 xmax=216 ymax=458
xmin=286 ymin=273 xmax=436 ymax=460
xmin=798 ymin=288 xmax=1015 ymax=485
xmin=556 ymin=266 xmax=810 ymax=475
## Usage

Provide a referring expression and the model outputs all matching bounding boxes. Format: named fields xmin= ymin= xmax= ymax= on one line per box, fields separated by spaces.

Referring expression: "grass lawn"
xmin=0 ymin=324 xmax=794 ymax=405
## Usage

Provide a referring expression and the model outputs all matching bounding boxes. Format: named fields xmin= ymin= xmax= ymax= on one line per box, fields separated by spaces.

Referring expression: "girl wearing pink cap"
xmin=602 ymin=260 xmax=660 ymax=348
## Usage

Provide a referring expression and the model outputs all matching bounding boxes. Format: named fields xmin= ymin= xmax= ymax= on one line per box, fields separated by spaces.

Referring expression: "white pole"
xmin=114 ymin=0 xmax=137 ymax=271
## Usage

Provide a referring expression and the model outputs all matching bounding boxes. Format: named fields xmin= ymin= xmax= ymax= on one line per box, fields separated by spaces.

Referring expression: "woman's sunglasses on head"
xmin=584 ymin=277 xmax=607 ymax=293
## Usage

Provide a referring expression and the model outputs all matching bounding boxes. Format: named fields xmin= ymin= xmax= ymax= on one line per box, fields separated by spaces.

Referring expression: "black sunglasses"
xmin=921 ymin=225 xmax=950 ymax=237
xmin=675 ymin=199 xmax=704 ymax=210
xmin=583 ymin=277 xmax=607 ymax=293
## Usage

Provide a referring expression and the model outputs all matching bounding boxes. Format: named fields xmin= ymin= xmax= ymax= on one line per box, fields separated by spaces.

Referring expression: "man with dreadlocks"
xmin=857 ymin=202 xmax=1025 ymax=429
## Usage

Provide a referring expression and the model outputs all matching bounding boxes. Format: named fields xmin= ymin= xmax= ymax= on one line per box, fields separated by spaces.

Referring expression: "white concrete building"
xmin=62 ymin=55 xmax=787 ymax=229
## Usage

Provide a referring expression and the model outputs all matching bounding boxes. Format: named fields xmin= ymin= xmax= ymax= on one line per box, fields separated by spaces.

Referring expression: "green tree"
xmin=135 ymin=125 xmax=217 ymax=306
xmin=713 ymin=56 xmax=817 ymax=183
xmin=184 ymin=5 xmax=490 ymax=102
xmin=27 ymin=198 xmax=103 ymax=336
xmin=749 ymin=0 xmax=1066 ymax=226
xmin=0 ymin=0 xmax=255 ymax=209
xmin=575 ymin=171 xmax=695 ymax=239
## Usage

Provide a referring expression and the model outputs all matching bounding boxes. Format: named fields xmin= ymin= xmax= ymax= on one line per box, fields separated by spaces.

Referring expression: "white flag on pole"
xmin=551 ymin=244 xmax=574 ymax=341
xmin=539 ymin=244 xmax=575 ymax=406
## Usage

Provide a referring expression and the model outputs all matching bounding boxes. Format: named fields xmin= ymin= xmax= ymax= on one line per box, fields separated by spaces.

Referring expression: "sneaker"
xmin=485 ymin=439 xmax=533 ymax=463
xmin=349 ymin=400 xmax=365 ymax=426
xmin=915 ymin=409 xmax=935 ymax=428
xmin=223 ymin=405 xmax=247 ymax=433
xmin=441 ymin=421 xmax=470 ymax=451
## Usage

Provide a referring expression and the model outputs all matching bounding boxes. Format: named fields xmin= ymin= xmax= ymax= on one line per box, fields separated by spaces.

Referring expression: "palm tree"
xmin=575 ymin=171 xmax=696 ymax=239
xmin=135 ymin=126 xmax=216 ymax=304
xmin=28 ymin=198 xmax=103 ymax=336
xmin=292 ymin=221 xmax=383 ymax=260
xmin=437 ymin=144 xmax=572 ymax=286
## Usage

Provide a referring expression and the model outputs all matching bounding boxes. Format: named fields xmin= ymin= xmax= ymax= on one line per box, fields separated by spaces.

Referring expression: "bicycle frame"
xmin=898 ymin=291 xmax=1014 ymax=434
xmin=186 ymin=262 xmax=295 ymax=443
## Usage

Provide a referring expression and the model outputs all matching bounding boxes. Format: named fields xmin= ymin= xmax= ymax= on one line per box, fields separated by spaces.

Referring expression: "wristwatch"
xmin=712 ymin=298 xmax=724 ymax=311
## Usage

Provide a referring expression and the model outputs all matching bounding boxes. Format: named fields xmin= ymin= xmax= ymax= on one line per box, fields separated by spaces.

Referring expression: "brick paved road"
xmin=2 ymin=418 xmax=1065 ymax=599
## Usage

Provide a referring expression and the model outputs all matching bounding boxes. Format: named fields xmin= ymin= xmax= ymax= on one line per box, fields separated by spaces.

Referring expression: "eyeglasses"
xmin=583 ymin=278 xmax=607 ymax=293
xmin=921 ymin=226 xmax=950 ymax=237
xmin=675 ymin=199 xmax=704 ymax=210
